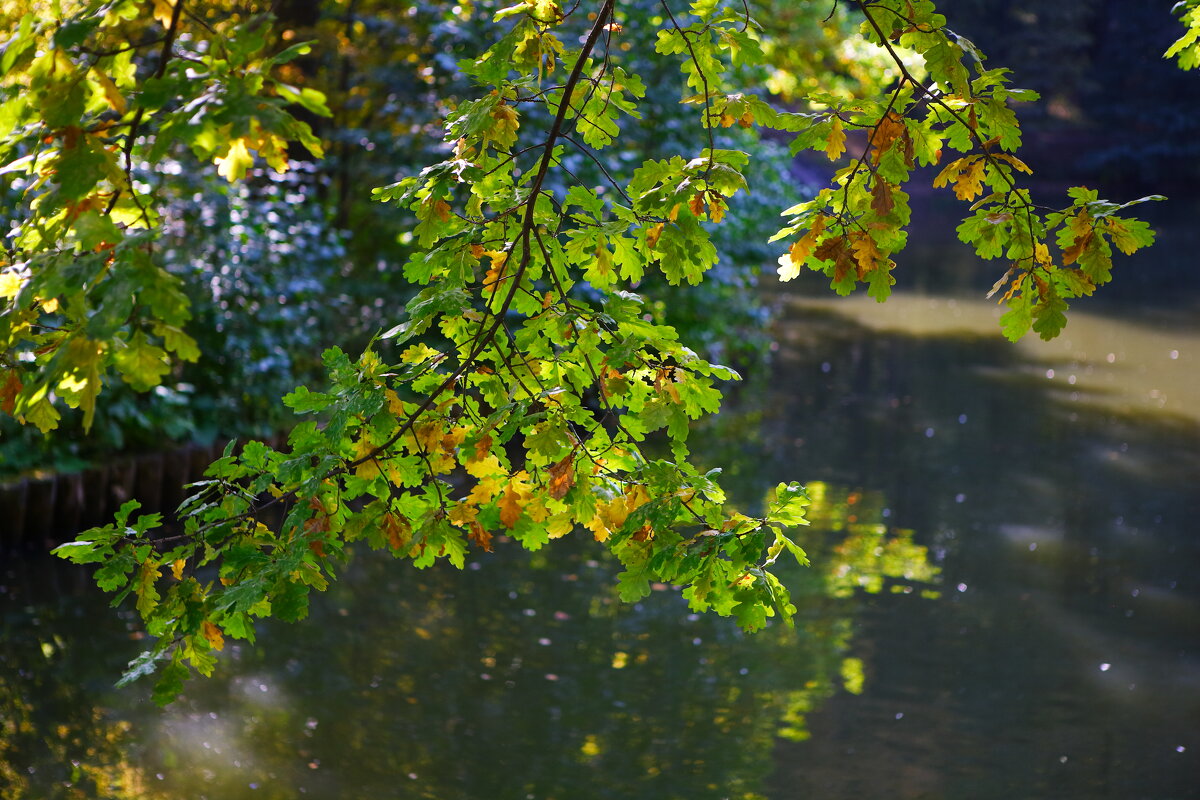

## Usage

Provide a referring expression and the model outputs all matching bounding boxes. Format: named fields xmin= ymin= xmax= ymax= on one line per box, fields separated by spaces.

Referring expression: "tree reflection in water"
xmin=1 ymin=482 xmax=937 ymax=800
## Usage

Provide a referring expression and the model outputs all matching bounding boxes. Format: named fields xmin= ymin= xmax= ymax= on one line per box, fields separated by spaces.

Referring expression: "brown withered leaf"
xmin=499 ymin=484 xmax=524 ymax=529
xmin=0 ymin=370 xmax=21 ymax=415
xmin=986 ymin=266 xmax=1015 ymax=300
xmin=849 ymin=232 xmax=882 ymax=278
xmin=468 ymin=520 xmax=493 ymax=552
xmin=871 ymin=179 xmax=895 ymax=216
xmin=303 ymin=496 xmax=330 ymax=536
xmin=813 ymin=233 xmax=848 ymax=266
xmin=474 ymin=433 xmax=493 ymax=461
xmin=869 ymin=112 xmax=904 ymax=165
xmin=547 ymin=454 xmax=576 ymax=500
xmin=382 ymin=512 xmax=412 ymax=551
xmin=1061 ymin=230 xmax=1093 ymax=266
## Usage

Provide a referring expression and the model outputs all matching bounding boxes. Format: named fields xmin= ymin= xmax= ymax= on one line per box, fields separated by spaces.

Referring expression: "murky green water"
xmin=2 ymin=292 xmax=1197 ymax=800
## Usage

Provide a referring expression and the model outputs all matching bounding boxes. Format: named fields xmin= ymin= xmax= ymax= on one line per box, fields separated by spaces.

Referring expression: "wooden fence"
xmin=0 ymin=435 xmax=285 ymax=553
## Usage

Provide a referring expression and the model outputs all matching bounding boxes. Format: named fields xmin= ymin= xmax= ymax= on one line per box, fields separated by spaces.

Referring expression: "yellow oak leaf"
xmin=645 ymin=222 xmax=665 ymax=248
xmin=624 ymin=483 xmax=651 ymax=514
xmin=23 ymin=396 xmax=61 ymax=433
xmin=708 ymin=195 xmax=726 ymax=223
xmin=481 ymin=249 xmax=508 ymax=296
xmin=202 ymin=620 xmax=225 ymax=651
xmin=411 ymin=421 xmax=442 ymax=455
xmin=600 ymin=495 xmax=629 ymax=531
xmin=152 ymin=0 xmax=175 ymax=27
xmin=385 ymin=389 xmax=407 ymax=416
xmin=525 ymin=493 xmax=553 ymax=524
xmin=58 ymin=337 xmax=104 ymax=432
xmin=441 ymin=426 xmax=467 ymax=453
xmin=932 ymin=156 xmax=971 ymax=189
xmin=592 ymin=243 xmax=613 ymax=281
xmin=0 ymin=270 xmax=23 ymax=299
xmin=1034 ymin=242 xmax=1052 ymax=267
xmin=498 ymin=471 xmax=532 ymax=528
xmin=215 ymin=138 xmax=254 ymax=182
xmin=546 ymin=511 xmax=574 ymax=538
xmin=825 ymin=117 xmax=846 ymax=161
xmin=352 ymin=435 xmax=381 ymax=480
xmin=585 ymin=513 xmax=610 ymax=542
xmin=948 ymin=158 xmax=986 ymax=201
xmin=91 ymin=68 xmax=126 ymax=114
xmin=448 ymin=499 xmax=479 ymax=527
xmin=468 ymin=474 xmax=505 ymax=505
xmin=849 ymin=232 xmax=882 ymax=277
xmin=489 ymin=103 xmax=520 ymax=148
xmin=465 ymin=452 xmax=506 ymax=478
xmin=779 ymin=215 xmax=827 ymax=281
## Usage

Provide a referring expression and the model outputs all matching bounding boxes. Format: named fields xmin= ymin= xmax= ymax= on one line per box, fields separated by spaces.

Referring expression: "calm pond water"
xmin=2 ymin=282 xmax=1198 ymax=798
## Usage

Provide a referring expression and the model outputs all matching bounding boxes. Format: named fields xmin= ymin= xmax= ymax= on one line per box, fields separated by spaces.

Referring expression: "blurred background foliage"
xmin=0 ymin=0 xmax=1191 ymax=478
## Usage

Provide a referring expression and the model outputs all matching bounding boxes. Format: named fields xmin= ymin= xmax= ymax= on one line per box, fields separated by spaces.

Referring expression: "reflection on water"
xmin=2 ymin=291 xmax=1197 ymax=800
xmin=1 ymin=483 xmax=934 ymax=800
xmin=755 ymin=294 xmax=1199 ymax=800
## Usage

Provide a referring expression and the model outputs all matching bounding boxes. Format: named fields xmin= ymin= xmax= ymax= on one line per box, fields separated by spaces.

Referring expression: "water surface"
xmin=2 ymin=292 xmax=1197 ymax=800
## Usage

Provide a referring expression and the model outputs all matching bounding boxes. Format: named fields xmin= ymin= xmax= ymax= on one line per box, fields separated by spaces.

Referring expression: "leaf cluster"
xmin=23 ymin=0 xmax=1168 ymax=705
xmin=768 ymin=0 xmax=1160 ymax=340
xmin=1 ymin=1 xmax=328 ymax=434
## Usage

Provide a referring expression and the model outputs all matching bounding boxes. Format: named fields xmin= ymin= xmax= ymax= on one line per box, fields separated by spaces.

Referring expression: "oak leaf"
xmin=353 ymin=436 xmax=381 ymax=480
xmin=645 ymin=222 xmax=665 ymax=248
xmin=870 ymin=179 xmax=895 ymax=216
xmin=547 ymin=454 xmax=576 ymax=500
xmin=953 ymin=159 xmax=986 ymax=201
xmin=778 ymin=215 xmax=827 ymax=281
xmin=849 ymin=232 xmax=882 ymax=278
xmin=708 ymin=194 xmax=726 ymax=223
xmin=468 ymin=520 xmax=493 ymax=552
xmin=1061 ymin=229 xmax=1093 ymax=266
xmin=382 ymin=513 xmax=411 ymax=551
xmin=869 ymin=112 xmax=904 ymax=165
xmin=498 ymin=472 xmax=532 ymax=529
xmin=824 ymin=117 xmax=846 ymax=161
xmin=489 ymin=103 xmax=520 ymax=149
xmin=202 ymin=620 xmax=225 ymax=651
xmin=0 ymin=370 xmax=21 ymax=415
xmin=215 ymin=138 xmax=254 ymax=182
